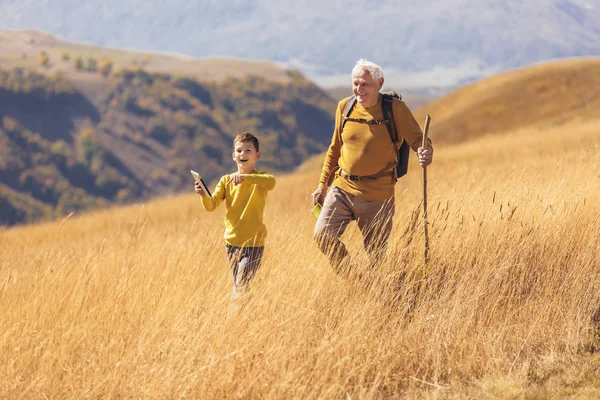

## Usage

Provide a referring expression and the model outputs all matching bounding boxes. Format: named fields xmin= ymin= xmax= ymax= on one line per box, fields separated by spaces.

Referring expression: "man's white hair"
xmin=352 ymin=58 xmax=384 ymax=82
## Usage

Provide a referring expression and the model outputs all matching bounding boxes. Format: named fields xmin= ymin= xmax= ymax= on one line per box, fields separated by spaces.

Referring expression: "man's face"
xmin=352 ymin=69 xmax=383 ymax=108
xmin=232 ymin=140 xmax=260 ymax=171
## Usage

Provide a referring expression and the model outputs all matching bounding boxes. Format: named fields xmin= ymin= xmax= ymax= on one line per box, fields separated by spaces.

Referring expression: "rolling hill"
xmin=414 ymin=58 xmax=600 ymax=144
xmin=0 ymin=30 xmax=293 ymax=84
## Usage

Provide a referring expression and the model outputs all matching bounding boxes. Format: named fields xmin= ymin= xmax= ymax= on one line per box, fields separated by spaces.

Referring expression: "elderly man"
xmin=312 ymin=58 xmax=433 ymax=273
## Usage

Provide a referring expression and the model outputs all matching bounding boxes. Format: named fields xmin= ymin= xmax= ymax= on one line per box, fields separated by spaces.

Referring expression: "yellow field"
xmin=1 ymin=115 xmax=599 ymax=398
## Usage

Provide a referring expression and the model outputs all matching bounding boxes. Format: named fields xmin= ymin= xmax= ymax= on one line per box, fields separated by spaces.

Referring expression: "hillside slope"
xmin=414 ymin=58 xmax=600 ymax=144
xmin=0 ymin=30 xmax=292 ymax=84
xmin=0 ymin=34 xmax=336 ymax=226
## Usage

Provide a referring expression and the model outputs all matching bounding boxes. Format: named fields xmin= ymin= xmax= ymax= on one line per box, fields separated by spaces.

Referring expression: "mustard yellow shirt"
xmin=318 ymin=95 xmax=432 ymax=202
xmin=201 ymin=170 xmax=276 ymax=247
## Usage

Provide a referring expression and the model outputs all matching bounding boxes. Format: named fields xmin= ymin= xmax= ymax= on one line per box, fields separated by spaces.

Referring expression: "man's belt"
xmin=339 ymin=168 xmax=395 ymax=181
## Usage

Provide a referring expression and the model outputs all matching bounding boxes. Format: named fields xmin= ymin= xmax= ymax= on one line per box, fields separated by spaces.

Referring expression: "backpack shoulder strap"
xmin=341 ymin=95 xmax=357 ymax=129
xmin=325 ymin=95 xmax=356 ymax=185
xmin=381 ymin=92 xmax=398 ymax=143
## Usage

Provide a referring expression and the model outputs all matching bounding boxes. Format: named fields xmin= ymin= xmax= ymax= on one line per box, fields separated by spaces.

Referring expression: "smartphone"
xmin=311 ymin=203 xmax=322 ymax=219
xmin=190 ymin=170 xmax=212 ymax=197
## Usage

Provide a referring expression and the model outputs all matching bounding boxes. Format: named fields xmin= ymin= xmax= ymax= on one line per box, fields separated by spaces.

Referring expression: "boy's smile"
xmin=232 ymin=141 xmax=260 ymax=174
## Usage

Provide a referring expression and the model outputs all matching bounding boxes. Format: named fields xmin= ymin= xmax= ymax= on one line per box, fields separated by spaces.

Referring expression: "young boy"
xmin=195 ymin=132 xmax=276 ymax=298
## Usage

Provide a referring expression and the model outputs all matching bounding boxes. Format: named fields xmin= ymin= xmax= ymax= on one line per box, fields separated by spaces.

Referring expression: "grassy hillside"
xmin=415 ymin=58 xmax=600 ymax=144
xmin=1 ymin=111 xmax=599 ymax=397
xmin=0 ymin=30 xmax=292 ymax=84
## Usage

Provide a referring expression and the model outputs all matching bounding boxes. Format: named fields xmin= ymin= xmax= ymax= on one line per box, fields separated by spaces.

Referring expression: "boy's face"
xmin=232 ymin=140 xmax=260 ymax=172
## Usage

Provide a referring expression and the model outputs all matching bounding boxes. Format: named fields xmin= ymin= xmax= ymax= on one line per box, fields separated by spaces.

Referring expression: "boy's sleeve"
xmin=200 ymin=176 xmax=227 ymax=211
xmin=242 ymin=171 xmax=276 ymax=191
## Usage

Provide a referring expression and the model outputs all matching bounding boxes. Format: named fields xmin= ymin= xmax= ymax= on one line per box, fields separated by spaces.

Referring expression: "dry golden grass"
xmin=415 ymin=58 xmax=600 ymax=145
xmin=1 ymin=116 xmax=599 ymax=398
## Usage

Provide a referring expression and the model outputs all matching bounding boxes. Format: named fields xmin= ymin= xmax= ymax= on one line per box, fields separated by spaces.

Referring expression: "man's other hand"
xmin=311 ymin=187 xmax=327 ymax=205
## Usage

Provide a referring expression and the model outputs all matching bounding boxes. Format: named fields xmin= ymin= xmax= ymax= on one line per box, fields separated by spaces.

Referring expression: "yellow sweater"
xmin=318 ymin=95 xmax=432 ymax=202
xmin=200 ymin=170 xmax=276 ymax=247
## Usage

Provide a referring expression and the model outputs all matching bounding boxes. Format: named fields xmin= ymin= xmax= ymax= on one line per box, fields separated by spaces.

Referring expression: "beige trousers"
xmin=313 ymin=186 xmax=395 ymax=267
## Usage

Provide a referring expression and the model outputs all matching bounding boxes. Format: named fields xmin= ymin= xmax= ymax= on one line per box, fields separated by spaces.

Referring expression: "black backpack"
xmin=341 ymin=91 xmax=410 ymax=180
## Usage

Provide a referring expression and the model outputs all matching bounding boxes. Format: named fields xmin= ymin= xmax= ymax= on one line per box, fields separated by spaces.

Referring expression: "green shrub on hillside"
xmin=74 ymin=57 xmax=84 ymax=71
xmin=77 ymin=128 xmax=101 ymax=165
xmin=86 ymin=57 xmax=98 ymax=72
xmin=39 ymin=51 xmax=50 ymax=68
xmin=0 ymin=68 xmax=74 ymax=96
xmin=0 ymin=184 xmax=53 ymax=225
xmin=99 ymin=58 xmax=113 ymax=77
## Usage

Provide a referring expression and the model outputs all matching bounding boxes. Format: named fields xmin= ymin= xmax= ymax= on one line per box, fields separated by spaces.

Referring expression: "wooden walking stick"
xmin=422 ymin=115 xmax=431 ymax=264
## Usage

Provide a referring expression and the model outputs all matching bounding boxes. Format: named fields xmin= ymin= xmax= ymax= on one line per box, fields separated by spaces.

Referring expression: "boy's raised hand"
xmin=194 ymin=181 xmax=205 ymax=196
xmin=227 ymin=172 xmax=244 ymax=186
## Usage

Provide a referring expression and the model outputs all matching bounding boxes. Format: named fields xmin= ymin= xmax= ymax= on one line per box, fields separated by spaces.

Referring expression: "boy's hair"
xmin=233 ymin=132 xmax=260 ymax=152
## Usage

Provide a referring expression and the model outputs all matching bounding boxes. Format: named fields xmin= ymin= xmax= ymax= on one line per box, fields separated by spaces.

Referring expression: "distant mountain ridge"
xmin=0 ymin=0 xmax=599 ymax=87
